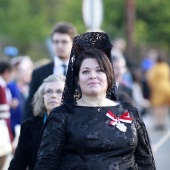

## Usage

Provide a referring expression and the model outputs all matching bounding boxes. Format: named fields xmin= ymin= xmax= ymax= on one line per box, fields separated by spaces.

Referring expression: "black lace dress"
xmin=34 ymin=102 xmax=156 ymax=170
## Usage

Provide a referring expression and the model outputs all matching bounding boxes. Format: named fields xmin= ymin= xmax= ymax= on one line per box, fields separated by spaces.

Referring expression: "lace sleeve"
xmin=134 ymin=111 xmax=156 ymax=170
xmin=34 ymin=112 xmax=66 ymax=170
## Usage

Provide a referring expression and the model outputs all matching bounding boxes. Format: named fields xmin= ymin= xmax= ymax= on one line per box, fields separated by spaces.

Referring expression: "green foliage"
xmin=0 ymin=0 xmax=49 ymax=42
xmin=102 ymin=0 xmax=125 ymax=39
xmin=136 ymin=0 xmax=170 ymax=48
xmin=0 ymin=0 xmax=170 ymax=60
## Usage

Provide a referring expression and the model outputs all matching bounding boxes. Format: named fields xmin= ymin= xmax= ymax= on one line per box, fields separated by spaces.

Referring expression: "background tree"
xmin=0 ymin=0 xmax=170 ymax=61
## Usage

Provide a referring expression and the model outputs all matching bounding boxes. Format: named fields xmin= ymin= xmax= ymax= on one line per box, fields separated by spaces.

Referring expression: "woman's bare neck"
xmin=77 ymin=95 xmax=118 ymax=107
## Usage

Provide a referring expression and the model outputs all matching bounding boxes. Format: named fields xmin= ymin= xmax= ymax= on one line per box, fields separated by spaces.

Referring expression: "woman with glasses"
xmin=8 ymin=74 xmax=65 ymax=170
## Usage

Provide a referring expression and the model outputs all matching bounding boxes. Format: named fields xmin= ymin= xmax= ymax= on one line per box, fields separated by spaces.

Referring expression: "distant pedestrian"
xmin=0 ymin=60 xmax=13 ymax=170
xmin=147 ymin=55 xmax=170 ymax=130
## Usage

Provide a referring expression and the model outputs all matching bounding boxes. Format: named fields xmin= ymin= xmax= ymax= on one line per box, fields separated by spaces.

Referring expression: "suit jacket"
xmin=117 ymin=83 xmax=132 ymax=98
xmin=8 ymin=116 xmax=44 ymax=170
xmin=117 ymin=83 xmax=134 ymax=106
xmin=24 ymin=62 xmax=53 ymax=120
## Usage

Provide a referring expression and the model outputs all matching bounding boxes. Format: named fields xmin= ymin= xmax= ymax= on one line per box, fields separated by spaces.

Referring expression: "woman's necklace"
xmin=80 ymin=98 xmax=104 ymax=112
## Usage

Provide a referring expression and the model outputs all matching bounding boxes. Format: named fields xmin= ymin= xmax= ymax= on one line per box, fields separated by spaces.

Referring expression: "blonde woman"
xmin=8 ymin=75 xmax=65 ymax=170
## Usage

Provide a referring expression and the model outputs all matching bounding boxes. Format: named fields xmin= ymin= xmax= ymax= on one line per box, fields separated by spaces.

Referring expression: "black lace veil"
xmin=62 ymin=32 xmax=118 ymax=105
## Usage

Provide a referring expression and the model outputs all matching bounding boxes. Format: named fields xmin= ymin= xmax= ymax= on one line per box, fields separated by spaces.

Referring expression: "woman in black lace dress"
xmin=34 ymin=32 xmax=156 ymax=170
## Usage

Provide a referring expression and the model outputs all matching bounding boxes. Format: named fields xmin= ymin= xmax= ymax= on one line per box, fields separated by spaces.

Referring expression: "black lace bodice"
xmin=35 ymin=103 xmax=156 ymax=170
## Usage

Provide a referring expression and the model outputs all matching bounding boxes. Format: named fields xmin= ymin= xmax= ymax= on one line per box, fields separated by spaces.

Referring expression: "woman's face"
xmin=78 ymin=58 xmax=108 ymax=97
xmin=43 ymin=81 xmax=64 ymax=114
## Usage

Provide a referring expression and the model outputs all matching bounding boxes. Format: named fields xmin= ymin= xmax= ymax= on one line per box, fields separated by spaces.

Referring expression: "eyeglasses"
xmin=44 ymin=89 xmax=63 ymax=96
xmin=52 ymin=40 xmax=70 ymax=45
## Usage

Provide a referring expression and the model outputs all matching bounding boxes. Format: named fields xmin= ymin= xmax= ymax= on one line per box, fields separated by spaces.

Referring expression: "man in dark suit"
xmin=23 ymin=22 xmax=77 ymax=120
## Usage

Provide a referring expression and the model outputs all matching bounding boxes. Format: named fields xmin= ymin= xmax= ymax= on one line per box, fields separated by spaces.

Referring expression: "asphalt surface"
xmin=143 ymin=112 xmax=170 ymax=170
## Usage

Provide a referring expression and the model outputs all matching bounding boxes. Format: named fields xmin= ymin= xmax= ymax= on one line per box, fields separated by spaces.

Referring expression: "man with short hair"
xmin=24 ymin=22 xmax=77 ymax=120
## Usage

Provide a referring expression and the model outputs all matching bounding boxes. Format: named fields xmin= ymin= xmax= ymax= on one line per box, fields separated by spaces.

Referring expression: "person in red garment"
xmin=0 ymin=60 xmax=13 ymax=170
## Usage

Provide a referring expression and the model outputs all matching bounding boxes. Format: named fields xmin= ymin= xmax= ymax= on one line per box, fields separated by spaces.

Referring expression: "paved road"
xmin=143 ymin=113 xmax=170 ymax=170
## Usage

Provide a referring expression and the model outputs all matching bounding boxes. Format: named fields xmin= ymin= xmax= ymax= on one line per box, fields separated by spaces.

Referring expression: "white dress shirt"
xmin=53 ymin=56 xmax=69 ymax=76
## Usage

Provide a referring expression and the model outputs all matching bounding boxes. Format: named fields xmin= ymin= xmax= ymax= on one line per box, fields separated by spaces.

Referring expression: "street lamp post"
xmin=82 ymin=0 xmax=103 ymax=32
xmin=125 ymin=0 xmax=136 ymax=67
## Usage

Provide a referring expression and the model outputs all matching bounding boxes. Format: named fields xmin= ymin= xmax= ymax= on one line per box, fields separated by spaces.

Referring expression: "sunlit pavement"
xmin=143 ymin=112 xmax=170 ymax=170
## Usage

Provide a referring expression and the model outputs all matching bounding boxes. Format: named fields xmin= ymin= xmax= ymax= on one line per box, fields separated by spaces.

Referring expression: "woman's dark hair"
xmin=75 ymin=49 xmax=114 ymax=92
xmin=0 ymin=60 xmax=12 ymax=74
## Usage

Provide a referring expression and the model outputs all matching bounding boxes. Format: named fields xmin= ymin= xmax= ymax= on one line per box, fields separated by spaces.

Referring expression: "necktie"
xmin=62 ymin=64 xmax=67 ymax=76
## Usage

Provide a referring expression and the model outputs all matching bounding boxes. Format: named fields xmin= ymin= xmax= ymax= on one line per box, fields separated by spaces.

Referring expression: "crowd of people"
xmin=1 ymin=20 xmax=170 ymax=169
